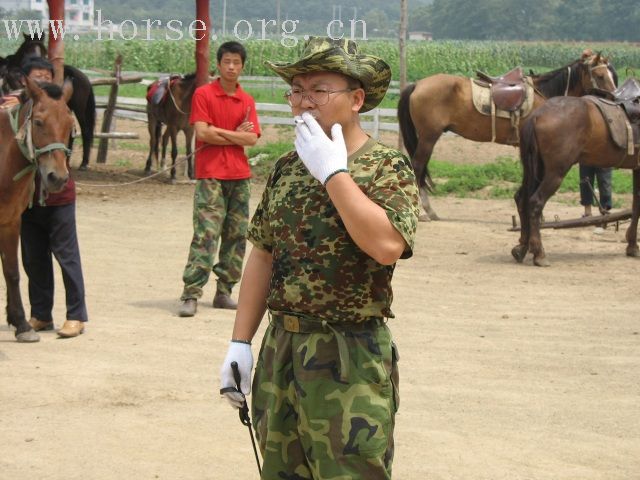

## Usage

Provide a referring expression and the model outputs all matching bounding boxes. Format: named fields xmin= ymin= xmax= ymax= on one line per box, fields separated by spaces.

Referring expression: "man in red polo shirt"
xmin=179 ymin=41 xmax=260 ymax=317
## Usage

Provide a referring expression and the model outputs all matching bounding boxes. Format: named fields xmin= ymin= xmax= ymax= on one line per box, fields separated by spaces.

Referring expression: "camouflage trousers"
xmin=181 ymin=178 xmax=250 ymax=300
xmin=251 ymin=314 xmax=399 ymax=479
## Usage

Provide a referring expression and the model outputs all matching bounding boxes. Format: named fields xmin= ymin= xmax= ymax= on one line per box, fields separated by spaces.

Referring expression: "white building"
xmin=0 ymin=0 xmax=95 ymax=30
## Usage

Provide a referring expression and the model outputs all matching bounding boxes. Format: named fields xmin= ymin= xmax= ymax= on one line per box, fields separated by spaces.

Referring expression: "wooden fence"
xmin=96 ymin=96 xmax=399 ymax=138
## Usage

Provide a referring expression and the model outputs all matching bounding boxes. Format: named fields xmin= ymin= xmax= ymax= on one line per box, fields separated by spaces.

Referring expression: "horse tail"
xmin=398 ymin=83 xmax=417 ymax=158
xmin=519 ymin=116 xmax=544 ymax=215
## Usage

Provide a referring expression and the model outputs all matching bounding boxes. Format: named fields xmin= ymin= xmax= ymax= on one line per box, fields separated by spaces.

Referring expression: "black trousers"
xmin=21 ymin=203 xmax=88 ymax=323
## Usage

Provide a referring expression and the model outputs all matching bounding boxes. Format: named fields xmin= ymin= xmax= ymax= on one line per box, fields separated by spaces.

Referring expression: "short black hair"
xmin=21 ymin=55 xmax=54 ymax=77
xmin=216 ymin=41 xmax=247 ymax=65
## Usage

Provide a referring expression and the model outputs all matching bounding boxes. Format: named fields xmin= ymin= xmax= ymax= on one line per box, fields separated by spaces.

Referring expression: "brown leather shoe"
xmin=212 ymin=292 xmax=237 ymax=310
xmin=57 ymin=320 xmax=85 ymax=338
xmin=178 ymin=299 xmax=197 ymax=317
xmin=29 ymin=317 xmax=54 ymax=331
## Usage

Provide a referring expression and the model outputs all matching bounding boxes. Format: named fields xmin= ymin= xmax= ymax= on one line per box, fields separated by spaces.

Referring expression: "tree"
xmin=601 ymin=0 xmax=640 ymax=41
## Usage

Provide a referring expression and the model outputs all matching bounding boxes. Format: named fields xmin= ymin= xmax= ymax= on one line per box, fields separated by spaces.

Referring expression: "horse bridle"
xmin=585 ymin=58 xmax=612 ymax=90
xmin=564 ymin=59 xmax=611 ymax=96
xmin=9 ymin=100 xmax=72 ymax=182
xmin=168 ymin=77 xmax=189 ymax=116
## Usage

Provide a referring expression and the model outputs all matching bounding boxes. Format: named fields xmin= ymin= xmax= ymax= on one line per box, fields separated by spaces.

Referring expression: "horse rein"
xmin=168 ymin=79 xmax=189 ymax=116
xmin=74 ymin=145 xmax=205 ymax=188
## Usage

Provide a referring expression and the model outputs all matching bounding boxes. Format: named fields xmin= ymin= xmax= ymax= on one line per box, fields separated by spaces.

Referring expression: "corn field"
xmin=1 ymin=37 xmax=639 ymax=80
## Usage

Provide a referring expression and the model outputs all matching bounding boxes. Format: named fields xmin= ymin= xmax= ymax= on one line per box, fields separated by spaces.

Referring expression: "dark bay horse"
xmin=512 ymin=87 xmax=640 ymax=267
xmin=0 ymin=77 xmax=74 ymax=342
xmin=145 ymin=74 xmax=196 ymax=182
xmin=398 ymin=51 xmax=617 ymax=221
xmin=1 ymin=34 xmax=96 ymax=171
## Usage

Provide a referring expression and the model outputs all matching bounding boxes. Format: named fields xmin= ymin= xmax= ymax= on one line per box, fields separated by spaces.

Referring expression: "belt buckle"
xmin=283 ymin=314 xmax=300 ymax=333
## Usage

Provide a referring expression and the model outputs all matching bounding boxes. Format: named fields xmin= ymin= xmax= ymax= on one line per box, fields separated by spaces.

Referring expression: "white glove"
xmin=294 ymin=112 xmax=348 ymax=185
xmin=219 ymin=340 xmax=253 ymax=409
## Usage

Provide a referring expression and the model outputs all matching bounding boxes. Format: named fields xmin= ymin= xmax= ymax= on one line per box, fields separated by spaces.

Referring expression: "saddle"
xmin=611 ymin=78 xmax=640 ymax=123
xmin=476 ymin=67 xmax=526 ymax=112
xmin=146 ymin=75 xmax=182 ymax=105
xmin=585 ymin=93 xmax=640 ymax=157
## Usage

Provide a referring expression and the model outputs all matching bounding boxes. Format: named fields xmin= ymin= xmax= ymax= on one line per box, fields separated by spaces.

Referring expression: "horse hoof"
xmin=78 ymin=164 xmax=88 ymax=171
xmin=170 ymin=178 xmax=177 ymax=185
xmin=626 ymin=245 xmax=640 ymax=257
xmin=418 ymin=213 xmax=431 ymax=222
xmin=533 ymin=256 xmax=551 ymax=267
xmin=511 ymin=245 xmax=527 ymax=263
xmin=15 ymin=329 xmax=40 ymax=343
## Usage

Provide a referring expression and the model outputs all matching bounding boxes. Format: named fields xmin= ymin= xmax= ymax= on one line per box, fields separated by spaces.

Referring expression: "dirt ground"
xmin=1 ymin=125 xmax=639 ymax=480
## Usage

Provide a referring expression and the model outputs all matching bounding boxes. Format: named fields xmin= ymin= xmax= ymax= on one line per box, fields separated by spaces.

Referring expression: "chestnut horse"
xmin=0 ymin=78 xmax=74 ymax=342
xmin=145 ymin=74 xmax=196 ymax=182
xmin=398 ymin=51 xmax=617 ymax=220
xmin=512 ymin=88 xmax=640 ymax=267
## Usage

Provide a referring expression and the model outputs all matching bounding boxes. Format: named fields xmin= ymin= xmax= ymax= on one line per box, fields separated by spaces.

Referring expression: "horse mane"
xmin=532 ymin=59 xmax=584 ymax=98
xmin=182 ymin=73 xmax=196 ymax=81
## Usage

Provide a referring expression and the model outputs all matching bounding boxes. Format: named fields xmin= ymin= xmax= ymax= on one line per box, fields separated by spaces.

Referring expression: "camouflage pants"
xmin=181 ymin=178 xmax=250 ymax=300
xmin=251 ymin=318 xmax=399 ymax=479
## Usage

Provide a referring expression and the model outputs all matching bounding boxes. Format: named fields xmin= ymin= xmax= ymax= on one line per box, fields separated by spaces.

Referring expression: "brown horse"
xmin=0 ymin=77 xmax=74 ymax=342
xmin=512 ymin=89 xmax=640 ymax=267
xmin=398 ymin=51 xmax=617 ymax=221
xmin=145 ymin=74 xmax=196 ymax=182
xmin=1 ymin=34 xmax=96 ymax=171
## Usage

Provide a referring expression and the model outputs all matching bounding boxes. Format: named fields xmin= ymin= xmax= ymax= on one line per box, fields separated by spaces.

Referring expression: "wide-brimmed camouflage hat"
xmin=265 ymin=36 xmax=391 ymax=113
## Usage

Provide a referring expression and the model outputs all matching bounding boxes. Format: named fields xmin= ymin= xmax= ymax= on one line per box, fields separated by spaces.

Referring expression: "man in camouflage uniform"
xmin=219 ymin=37 xmax=419 ymax=479
xmin=178 ymin=41 xmax=260 ymax=317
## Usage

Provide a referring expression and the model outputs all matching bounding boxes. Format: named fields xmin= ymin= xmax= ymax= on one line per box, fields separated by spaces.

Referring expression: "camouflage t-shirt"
xmin=248 ymin=137 xmax=419 ymax=321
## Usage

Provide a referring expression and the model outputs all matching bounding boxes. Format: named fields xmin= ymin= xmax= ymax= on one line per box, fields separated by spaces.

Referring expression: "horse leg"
xmin=527 ymin=173 xmax=566 ymax=267
xmin=625 ymin=169 xmax=640 ymax=257
xmin=0 ymin=223 xmax=39 ymax=342
xmin=511 ymin=186 xmax=529 ymax=262
xmin=169 ymin=129 xmax=178 ymax=183
xmin=185 ymin=127 xmax=194 ymax=180
xmin=145 ymin=117 xmax=158 ymax=174
xmin=78 ymin=113 xmax=93 ymax=171
xmin=413 ymin=134 xmax=441 ymax=221
xmin=161 ymin=128 xmax=170 ymax=170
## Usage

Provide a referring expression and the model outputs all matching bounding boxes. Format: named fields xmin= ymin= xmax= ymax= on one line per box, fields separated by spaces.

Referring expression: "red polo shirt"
xmin=190 ymin=79 xmax=261 ymax=180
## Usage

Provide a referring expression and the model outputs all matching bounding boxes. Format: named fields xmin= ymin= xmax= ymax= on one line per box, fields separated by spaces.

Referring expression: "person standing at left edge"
xmin=19 ymin=57 xmax=88 ymax=338
xmin=178 ymin=41 xmax=261 ymax=317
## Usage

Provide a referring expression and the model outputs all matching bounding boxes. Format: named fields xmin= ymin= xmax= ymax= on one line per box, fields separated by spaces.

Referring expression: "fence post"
xmin=372 ymin=108 xmax=380 ymax=140
xmin=96 ymin=54 xmax=122 ymax=164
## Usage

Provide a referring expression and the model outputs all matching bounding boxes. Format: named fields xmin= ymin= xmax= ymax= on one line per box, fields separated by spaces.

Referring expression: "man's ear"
xmin=351 ymin=88 xmax=365 ymax=113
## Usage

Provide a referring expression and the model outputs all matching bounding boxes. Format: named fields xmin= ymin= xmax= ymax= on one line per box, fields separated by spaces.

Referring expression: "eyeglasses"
xmin=284 ymin=88 xmax=353 ymax=107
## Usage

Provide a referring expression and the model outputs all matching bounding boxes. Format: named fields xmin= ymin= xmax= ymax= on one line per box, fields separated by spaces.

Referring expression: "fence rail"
xmin=97 ymin=96 xmax=400 ymax=136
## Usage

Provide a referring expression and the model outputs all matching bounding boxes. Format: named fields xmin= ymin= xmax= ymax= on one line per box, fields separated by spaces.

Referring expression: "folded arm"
xmin=194 ymin=121 xmax=258 ymax=147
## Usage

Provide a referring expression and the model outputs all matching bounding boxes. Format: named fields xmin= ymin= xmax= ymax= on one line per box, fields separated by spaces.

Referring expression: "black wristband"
xmin=231 ymin=338 xmax=251 ymax=345
xmin=323 ymin=169 xmax=349 ymax=186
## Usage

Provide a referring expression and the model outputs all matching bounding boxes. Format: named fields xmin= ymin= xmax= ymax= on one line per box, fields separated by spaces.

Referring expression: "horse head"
xmin=580 ymin=51 xmax=617 ymax=93
xmin=18 ymin=33 xmax=48 ymax=58
xmin=23 ymin=75 xmax=74 ymax=193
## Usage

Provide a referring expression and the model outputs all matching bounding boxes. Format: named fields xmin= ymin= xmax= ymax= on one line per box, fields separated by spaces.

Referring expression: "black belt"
xmin=269 ymin=311 xmax=385 ymax=382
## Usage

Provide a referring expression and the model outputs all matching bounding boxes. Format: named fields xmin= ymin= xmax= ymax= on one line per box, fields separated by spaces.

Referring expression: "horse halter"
xmin=168 ymin=76 xmax=190 ymax=115
xmin=9 ymin=100 xmax=72 ymax=182
xmin=584 ymin=57 xmax=611 ymax=90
